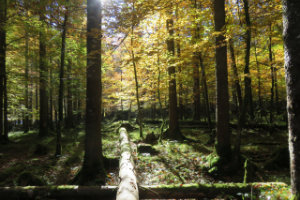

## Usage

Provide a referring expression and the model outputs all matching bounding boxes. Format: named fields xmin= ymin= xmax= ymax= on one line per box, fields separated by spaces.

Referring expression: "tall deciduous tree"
xmin=80 ymin=0 xmax=105 ymax=184
xmin=56 ymin=1 xmax=69 ymax=156
xmin=213 ymin=0 xmax=231 ymax=162
xmin=39 ymin=1 xmax=48 ymax=137
xmin=0 ymin=0 xmax=7 ymax=141
xmin=283 ymin=0 xmax=300 ymax=198
xmin=241 ymin=0 xmax=254 ymax=122
xmin=165 ymin=9 xmax=183 ymax=140
xmin=192 ymin=0 xmax=201 ymax=121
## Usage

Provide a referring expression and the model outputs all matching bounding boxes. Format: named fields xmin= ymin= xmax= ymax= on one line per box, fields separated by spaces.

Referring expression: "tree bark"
xmin=192 ymin=0 xmax=201 ymax=121
xmin=242 ymin=0 xmax=254 ymax=121
xmin=24 ymin=28 xmax=30 ymax=133
xmin=213 ymin=0 xmax=231 ymax=161
xmin=165 ymin=11 xmax=182 ymax=140
xmin=269 ymin=24 xmax=275 ymax=125
xmin=253 ymin=30 xmax=262 ymax=112
xmin=56 ymin=2 xmax=68 ymax=156
xmin=0 ymin=0 xmax=7 ymax=140
xmin=66 ymin=59 xmax=73 ymax=129
xmin=283 ymin=0 xmax=300 ymax=198
xmin=229 ymin=39 xmax=244 ymax=159
xmin=39 ymin=1 xmax=48 ymax=137
xmin=130 ymin=14 xmax=143 ymax=138
xmin=199 ymin=54 xmax=212 ymax=130
xmin=80 ymin=0 xmax=105 ymax=185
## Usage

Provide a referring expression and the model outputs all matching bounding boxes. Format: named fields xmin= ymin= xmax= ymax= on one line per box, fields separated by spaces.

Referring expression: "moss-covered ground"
xmin=0 ymin=119 xmax=292 ymax=199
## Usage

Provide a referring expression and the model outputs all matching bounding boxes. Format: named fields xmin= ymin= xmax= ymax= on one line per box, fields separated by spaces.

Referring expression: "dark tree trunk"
xmin=165 ymin=14 xmax=182 ymax=140
xmin=49 ymin=65 xmax=54 ymax=131
xmin=0 ymin=0 xmax=7 ymax=140
xmin=229 ymin=39 xmax=243 ymax=158
xmin=80 ymin=0 xmax=105 ymax=185
xmin=269 ymin=24 xmax=275 ymax=125
xmin=56 ymin=4 xmax=68 ymax=156
xmin=229 ymin=39 xmax=243 ymax=116
xmin=157 ymin=54 xmax=163 ymax=119
xmin=242 ymin=0 xmax=254 ymax=121
xmin=66 ymin=59 xmax=73 ymax=129
xmin=199 ymin=54 xmax=212 ymax=130
xmin=176 ymin=33 xmax=184 ymax=120
xmin=253 ymin=31 xmax=262 ymax=112
xmin=39 ymin=2 xmax=48 ymax=137
xmin=283 ymin=0 xmax=300 ymax=198
xmin=24 ymin=30 xmax=29 ymax=133
xmin=192 ymin=0 xmax=201 ymax=121
xmin=213 ymin=0 xmax=231 ymax=162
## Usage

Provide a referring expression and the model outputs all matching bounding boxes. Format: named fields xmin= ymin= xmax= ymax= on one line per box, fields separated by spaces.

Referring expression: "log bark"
xmin=116 ymin=127 xmax=139 ymax=200
xmin=0 ymin=182 xmax=287 ymax=200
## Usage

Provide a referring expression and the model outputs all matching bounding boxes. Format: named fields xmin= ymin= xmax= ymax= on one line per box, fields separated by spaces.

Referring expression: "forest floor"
xmin=0 ymin=119 xmax=291 ymax=199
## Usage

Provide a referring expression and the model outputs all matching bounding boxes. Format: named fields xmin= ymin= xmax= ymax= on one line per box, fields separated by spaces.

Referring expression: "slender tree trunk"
xmin=214 ymin=0 xmax=231 ymax=162
xmin=0 ymin=0 xmax=7 ymax=140
xmin=24 ymin=30 xmax=30 ymax=133
xmin=176 ymin=37 xmax=183 ymax=120
xmin=192 ymin=0 xmax=201 ymax=121
xmin=80 ymin=0 xmax=105 ymax=184
xmin=66 ymin=59 xmax=73 ymax=129
xmin=283 ymin=0 xmax=300 ymax=198
xmin=253 ymin=31 xmax=262 ymax=112
xmin=49 ymin=65 xmax=53 ymax=130
xmin=165 ymin=12 xmax=182 ymax=140
xmin=39 ymin=2 xmax=48 ymax=137
xmin=275 ymin=68 xmax=280 ymax=114
xmin=269 ymin=24 xmax=275 ymax=125
xmin=175 ymin=4 xmax=183 ymax=120
xmin=229 ymin=39 xmax=243 ymax=115
xmin=242 ymin=0 xmax=254 ymax=121
xmin=131 ymin=23 xmax=143 ymax=138
xmin=199 ymin=54 xmax=212 ymax=130
xmin=229 ymin=39 xmax=243 ymax=158
xmin=56 ymin=2 xmax=68 ymax=156
xmin=35 ymin=56 xmax=39 ymax=125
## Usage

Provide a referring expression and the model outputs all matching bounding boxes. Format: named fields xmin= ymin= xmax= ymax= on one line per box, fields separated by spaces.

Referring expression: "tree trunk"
xmin=253 ymin=31 xmax=262 ymax=112
xmin=24 ymin=30 xmax=29 ymax=133
xmin=56 ymin=3 xmax=68 ymax=156
xmin=66 ymin=59 xmax=73 ymax=129
xmin=39 ymin=2 xmax=48 ymax=137
xmin=49 ymin=61 xmax=54 ymax=131
xmin=165 ymin=12 xmax=182 ymax=140
xmin=131 ymin=20 xmax=143 ymax=138
xmin=192 ymin=0 xmax=201 ymax=121
xmin=283 ymin=0 xmax=300 ymax=198
xmin=242 ymin=0 xmax=254 ymax=121
xmin=213 ymin=0 xmax=231 ymax=162
xmin=80 ymin=0 xmax=105 ymax=185
xmin=229 ymin=39 xmax=243 ymax=159
xmin=0 ymin=0 xmax=7 ymax=140
xmin=269 ymin=24 xmax=275 ymax=125
xmin=199 ymin=54 xmax=212 ymax=130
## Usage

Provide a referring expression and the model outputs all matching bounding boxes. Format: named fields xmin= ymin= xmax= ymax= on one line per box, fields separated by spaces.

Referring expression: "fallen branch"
xmin=0 ymin=182 xmax=287 ymax=200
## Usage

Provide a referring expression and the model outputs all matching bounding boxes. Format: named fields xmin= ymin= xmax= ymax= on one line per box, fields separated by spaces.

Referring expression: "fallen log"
xmin=116 ymin=127 xmax=139 ymax=200
xmin=0 ymin=182 xmax=287 ymax=200
xmin=0 ymin=185 xmax=117 ymax=200
xmin=139 ymin=182 xmax=287 ymax=199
